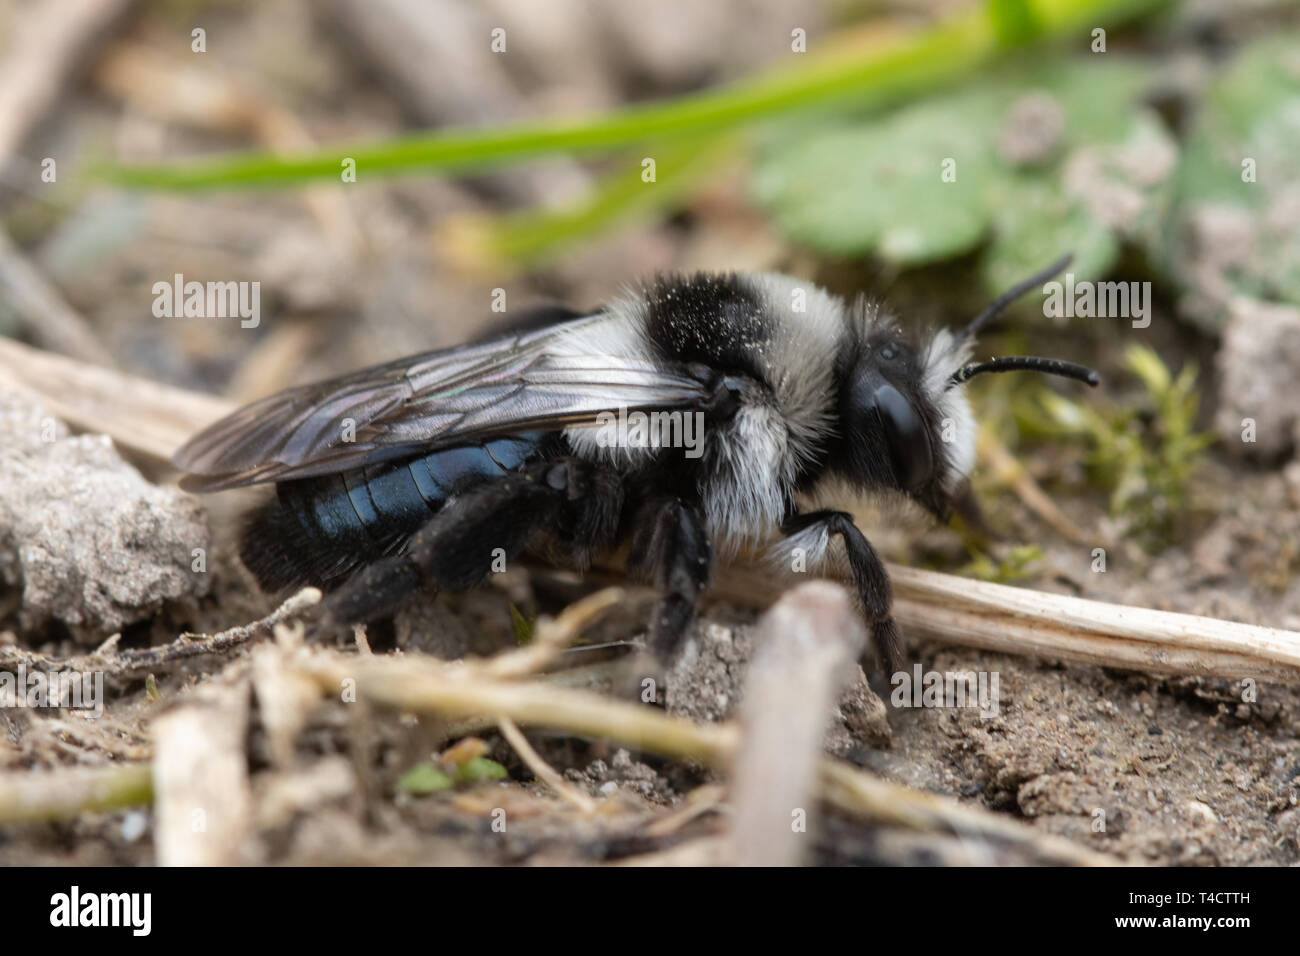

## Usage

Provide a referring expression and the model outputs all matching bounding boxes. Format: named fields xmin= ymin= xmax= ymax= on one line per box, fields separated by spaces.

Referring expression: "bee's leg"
xmin=626 ymin=496 xmax=712 ymax=661
xmin=779 ymin=510 xmax=904 ymax=676
xmin=315 ymin=458 xmax=609 ymax=631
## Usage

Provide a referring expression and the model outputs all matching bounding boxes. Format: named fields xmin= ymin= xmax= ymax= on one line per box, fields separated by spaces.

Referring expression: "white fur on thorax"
xmin=698 ymin=274 xmax=846 ymax=549
xmin=700 ymin=403 xmax=790 ymax=553
xmin=739 ymin=273 xmax=843 ymax=468
xmin=560 ymin=275 xmax=853 ymax=550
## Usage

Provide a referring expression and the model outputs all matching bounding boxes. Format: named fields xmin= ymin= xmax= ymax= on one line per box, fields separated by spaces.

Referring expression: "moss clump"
xmin=1022 ymin=344 xmax=1213 ymax=551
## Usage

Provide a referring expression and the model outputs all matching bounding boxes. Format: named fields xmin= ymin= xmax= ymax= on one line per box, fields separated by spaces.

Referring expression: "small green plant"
xmin=395 ymin=763 xmax=455 ymax=796
xmin=396 ymin=736 xmax=509 ymax=796
xmin=959 ymin=543 xmax=1046 ymax=582
xmin=509 ymin=604 xmax=536 ymax=645
xmin=1025 ymin=344 xmax=1214 ymax=549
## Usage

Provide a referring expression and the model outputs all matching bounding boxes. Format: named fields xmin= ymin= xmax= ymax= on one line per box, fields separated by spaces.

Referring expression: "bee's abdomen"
xmin=241 ymin=433 xmax=546 ymax=590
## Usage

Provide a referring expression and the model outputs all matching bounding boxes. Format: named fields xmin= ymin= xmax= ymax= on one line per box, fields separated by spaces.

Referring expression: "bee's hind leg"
xmin=626 ymin=496 xmax=713 ymax=662
xmin=313 ymin=458 xmax=614 ymax=634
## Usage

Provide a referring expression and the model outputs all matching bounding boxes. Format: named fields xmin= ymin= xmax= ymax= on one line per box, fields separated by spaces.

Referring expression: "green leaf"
xmin=1164 ymin=35 xmax=1300 ymax=325
xmin=754 ymin=54 xmax=1161 ymax=285
xmin=980 ymin=175 xmax=1119 ymax=294
xmin=1013 ymin=56 xmax=1152 ymax=148
xmin=438 ymin=137 xmax=734 ymax=274
xmin=752 ymin=91 xmax=1000 ymax=263
xmin=396 ymin=763 xmax=454 ymax=795
xmin=456 ymin=758 xmax=508 ymax=784
xmin=987 ymin=0 xmax=1042 ymax=48
xmin=98 ymin=10 xmax=997 ymax=190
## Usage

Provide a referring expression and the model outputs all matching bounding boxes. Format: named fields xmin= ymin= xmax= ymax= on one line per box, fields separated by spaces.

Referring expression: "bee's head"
xmin=839 ymin=330 xmax=966 ymax=520
xmin=840 ymin=254 xmax=1098 ymax=521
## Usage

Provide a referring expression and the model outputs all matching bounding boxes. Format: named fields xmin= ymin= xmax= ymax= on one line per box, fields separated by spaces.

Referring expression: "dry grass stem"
xmin=977 ymin=425 xmax=1098 ymax=545
xmin=0 ymin=762 xmax=153 ymax=824
xmin=496 ymin=716 xmax=597 ymax=812
xmin=714 ymin=564 xmax=1300 ymax=684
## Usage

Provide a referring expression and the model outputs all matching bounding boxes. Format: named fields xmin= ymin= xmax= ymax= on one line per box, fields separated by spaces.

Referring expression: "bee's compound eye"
xmin=871 ymin=384 xmax=933 ymax=492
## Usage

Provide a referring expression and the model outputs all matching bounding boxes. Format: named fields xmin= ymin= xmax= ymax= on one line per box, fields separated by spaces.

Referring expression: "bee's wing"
xmin=173 ymin=313 xmax=712 ymax=491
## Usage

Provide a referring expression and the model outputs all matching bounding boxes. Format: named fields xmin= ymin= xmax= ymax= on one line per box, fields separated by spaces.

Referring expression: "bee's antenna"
xmin=953 ymin=252 xmax=1073 ymax=346
xmin=949 ymin=355 xmax=1100 ymax=387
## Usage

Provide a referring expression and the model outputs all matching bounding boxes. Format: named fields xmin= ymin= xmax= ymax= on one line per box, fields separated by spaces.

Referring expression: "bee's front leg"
xmin=777 ymin=510 xmax=904 ymax=676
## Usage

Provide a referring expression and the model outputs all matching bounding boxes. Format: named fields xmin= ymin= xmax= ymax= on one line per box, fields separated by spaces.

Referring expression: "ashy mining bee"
xmin=174 ymin=254 xmax=1097 ymax=673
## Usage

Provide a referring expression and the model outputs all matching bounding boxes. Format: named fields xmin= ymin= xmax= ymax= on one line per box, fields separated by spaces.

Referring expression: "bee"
xmin=174 ymin=254 xmax=1097 ymax=673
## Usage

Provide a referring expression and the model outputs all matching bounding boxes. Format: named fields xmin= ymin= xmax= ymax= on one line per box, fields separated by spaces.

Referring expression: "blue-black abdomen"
xmin=243 ymin=433 xmax=546 ymax=589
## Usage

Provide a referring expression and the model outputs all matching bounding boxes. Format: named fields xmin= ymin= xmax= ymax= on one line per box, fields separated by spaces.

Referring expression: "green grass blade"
xmin=98 ymin=0 xmax=1170 ymax=190
xmin=438 ymin=135 xmax=738 ymax=273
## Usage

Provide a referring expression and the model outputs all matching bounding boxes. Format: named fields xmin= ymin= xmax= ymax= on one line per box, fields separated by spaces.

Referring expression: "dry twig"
xmin=0 ymin=338 xmax=231 ymax=461
xmin=641 ymin=784 xmax=727 ymax=839
xmin=112 ymin=588 xmax=322 ymax=675
xmin=0 ymin=587 xmax=321 ymax=679
xmin=714 ymin=563 xmax=1300 ymax=685
xmin=152 ymin=672 xmax=253 ymax=866
xmin=729 ymin=582 xmax=866 ymax=866
xmin=0 ymin=0 xmax=134 ymax=364
xmin=496 ymin=716 xmax=596 ymax=813
xmin=479 ymin=586 xmax=625 ymax=679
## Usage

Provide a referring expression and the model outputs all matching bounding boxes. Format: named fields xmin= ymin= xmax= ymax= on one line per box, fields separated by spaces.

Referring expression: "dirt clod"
xmin=1214 ymin=298 xmax=1300 ymax=461
xmin=0 ymin=388 xmax=210 ymax=642
xmin=665 ymin=616 xmax=891 ymax=753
